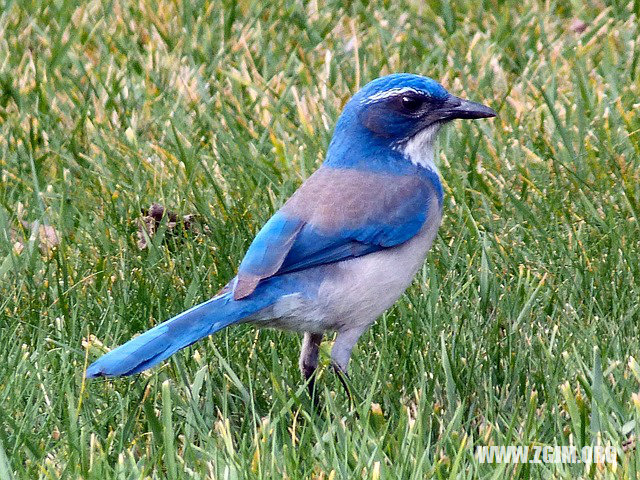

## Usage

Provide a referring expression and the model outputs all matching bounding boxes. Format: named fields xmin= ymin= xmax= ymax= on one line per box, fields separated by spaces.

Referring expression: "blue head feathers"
xmin=325 ymin=73 xmax=495 ymax=171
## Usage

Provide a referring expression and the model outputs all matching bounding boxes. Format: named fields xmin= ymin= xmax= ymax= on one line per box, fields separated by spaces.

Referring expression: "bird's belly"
xmin=254 ymin=209 xmax=442 ymax=333
xmin=317 ymin=211 xmax=441 ymax=331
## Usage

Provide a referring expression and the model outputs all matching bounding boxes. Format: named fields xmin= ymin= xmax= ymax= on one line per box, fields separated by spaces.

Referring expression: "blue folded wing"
xmin=278 ymin=213 xmax=426 ymax=275
xmin=232 ymin=167 xmax=437 ymax=299
xmin=236 ymin=213 xmax=305 ymax=279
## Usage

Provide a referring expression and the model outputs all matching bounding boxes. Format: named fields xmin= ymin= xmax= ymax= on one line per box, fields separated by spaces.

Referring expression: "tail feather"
xmin=86 ymin=291 xmax=255 ymax=378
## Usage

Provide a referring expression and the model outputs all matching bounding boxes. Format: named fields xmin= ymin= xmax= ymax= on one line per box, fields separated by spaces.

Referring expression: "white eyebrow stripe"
xmin=362 ymin=87 xmax=425 ymax=104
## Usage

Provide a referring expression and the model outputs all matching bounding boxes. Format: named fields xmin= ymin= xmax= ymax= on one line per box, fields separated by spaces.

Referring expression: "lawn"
xmin=1 ymin=0 xmax=640 ymax=478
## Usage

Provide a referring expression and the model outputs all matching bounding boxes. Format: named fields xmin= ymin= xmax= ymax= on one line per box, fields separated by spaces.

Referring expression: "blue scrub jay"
xmin=86 ymin=73 xmax=495 ymax=396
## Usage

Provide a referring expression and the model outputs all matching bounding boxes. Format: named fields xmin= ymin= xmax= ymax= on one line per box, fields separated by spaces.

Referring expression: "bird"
xmin=86 ymin=73 xmax=496 ymax=399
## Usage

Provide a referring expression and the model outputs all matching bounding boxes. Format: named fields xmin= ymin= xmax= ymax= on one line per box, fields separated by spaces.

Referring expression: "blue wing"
xmin=233 ymin=167 xmax=439 ymax=299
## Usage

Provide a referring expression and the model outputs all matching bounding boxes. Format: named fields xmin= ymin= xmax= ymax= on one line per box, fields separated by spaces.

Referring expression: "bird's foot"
xmin=303 ymin=369 xmax=323 ymax=412
xmin=331 ymin=361 xmax=355 ymax=408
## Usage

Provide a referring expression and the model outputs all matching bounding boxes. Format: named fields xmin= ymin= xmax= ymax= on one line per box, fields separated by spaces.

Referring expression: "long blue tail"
xmin=86 ymin=291 xmax=263 ymax=378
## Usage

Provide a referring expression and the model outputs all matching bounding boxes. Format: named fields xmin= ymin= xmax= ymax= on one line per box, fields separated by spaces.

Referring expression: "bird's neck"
xmin=324 ymin=130 xmax=443 ymax=204
xmin=395 ymin=124 xmax=441 ymax=172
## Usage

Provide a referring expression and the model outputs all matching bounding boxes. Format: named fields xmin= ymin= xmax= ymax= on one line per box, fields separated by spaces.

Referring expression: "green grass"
xmin=1 ymin=0 xmax=640 ymax=478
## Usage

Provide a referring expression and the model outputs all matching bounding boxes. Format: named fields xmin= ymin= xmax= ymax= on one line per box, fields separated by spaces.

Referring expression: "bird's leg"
xmin=299 ymin=332 xmax=323 ymax=405
xmin=330 ymin=327 xmax=367 ymax=405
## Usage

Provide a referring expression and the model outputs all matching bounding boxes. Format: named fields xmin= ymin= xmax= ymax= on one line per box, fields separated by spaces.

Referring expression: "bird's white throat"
xmin=398 ymin=123 xmax=442 ymax=171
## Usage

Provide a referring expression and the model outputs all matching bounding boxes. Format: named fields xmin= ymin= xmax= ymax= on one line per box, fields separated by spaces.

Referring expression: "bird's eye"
xmin=400 ymin=95 xmax=424 ymax=113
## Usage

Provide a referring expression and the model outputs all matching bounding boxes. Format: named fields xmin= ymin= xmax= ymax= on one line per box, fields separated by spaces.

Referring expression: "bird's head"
xmin=326 ymin=73 xmax=496 ymax=170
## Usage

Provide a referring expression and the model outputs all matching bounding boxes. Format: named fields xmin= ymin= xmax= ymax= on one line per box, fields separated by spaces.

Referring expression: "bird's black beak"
xmin=427 ymin=95 xmax=496 ymax=124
